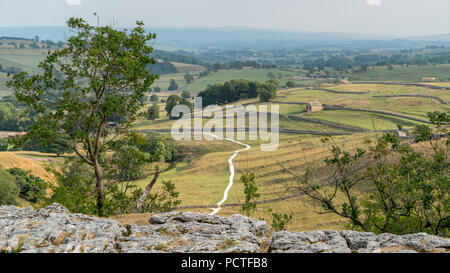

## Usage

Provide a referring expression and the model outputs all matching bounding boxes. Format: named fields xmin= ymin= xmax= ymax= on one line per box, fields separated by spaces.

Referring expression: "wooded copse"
xmin=198 ymin=78 xmax=280 ymax=107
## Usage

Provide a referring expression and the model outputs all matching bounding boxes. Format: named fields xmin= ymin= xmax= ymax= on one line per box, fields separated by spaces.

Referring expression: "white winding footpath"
xmin=172 ymin=132 xmax=252 ymax=215
xmin=204 ymin=133 xmax=251 ymax=215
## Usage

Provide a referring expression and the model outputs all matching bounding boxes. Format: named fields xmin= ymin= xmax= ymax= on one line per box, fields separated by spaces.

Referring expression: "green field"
xmin=349 ymin=64 xmax=450 ymax=82
xmin=183 ymin=69 xmax=305 ymax=95
xmin=0 ymin=48 xmax=49 ymax=96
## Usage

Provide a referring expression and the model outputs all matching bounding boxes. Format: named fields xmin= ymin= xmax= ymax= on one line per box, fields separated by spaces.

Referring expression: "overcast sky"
xmin=0 ymin=0 xmax=449 ymax=36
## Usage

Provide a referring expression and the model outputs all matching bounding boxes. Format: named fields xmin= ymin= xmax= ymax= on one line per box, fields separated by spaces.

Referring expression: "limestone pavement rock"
xmin=0 ymin=204 xmax=448 ymax=253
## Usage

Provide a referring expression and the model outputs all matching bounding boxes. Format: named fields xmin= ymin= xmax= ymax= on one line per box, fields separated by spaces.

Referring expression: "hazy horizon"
xmin=0 ymin=0 xmax=449 ymax=37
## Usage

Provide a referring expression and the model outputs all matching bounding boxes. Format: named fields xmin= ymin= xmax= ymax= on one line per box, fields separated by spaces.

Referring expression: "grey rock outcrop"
xmin=0 ymin=204 xmax=448 ymax=253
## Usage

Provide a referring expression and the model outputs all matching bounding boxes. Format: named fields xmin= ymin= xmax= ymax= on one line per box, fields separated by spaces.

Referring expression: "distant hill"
xmin=1 ymin=26 xmax=450 ymax=50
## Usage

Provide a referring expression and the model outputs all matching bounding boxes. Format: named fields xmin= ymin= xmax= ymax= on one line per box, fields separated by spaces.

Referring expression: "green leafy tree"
xmin=168 ymin=79 xmax=178 ymax=91
xmin=268 ymin=209 xmax=293 ymax=231
xmin=47 ymin=142 xmax=180 ymax=216
xmin=266 ymin=78 xmax=280 ymax=88
xmin=107 ymin=132 xmax=177 ymax=214
xmin=147 ymin=102 xmax=160 ymax=121
xmin=165 ymin=95 xmax=193 ymax=119
xmin=134 ymin=180 xmax=181 ymax=213
xmin=150 ymin=94 xmax=159 ymax=102
xmin=184 ymin=73 xmax=194 ymax=84
xmin=8 ymin=168 xmax=47 ymax=203
xmin=258 ymin=83 xmax=277 ymax=102
xmin=146 ymin=133 xmax=177 ymax=162
xmin=281 ymin=112 xmax=449 ymax=236
xmin=240 ymin=173 xmax=260 ymax=216
xmin=47 ymin=160 xmax=106 ymax=215
xmin=7 ymin=17 xmax=158 ymax=215
xmin=285 ymin=81 xmax=296 ymax=88
xmin=165 ymin=94 xmax=181 ymax=117
xmin=0 ymin=138 xmax=9 ymax=151
xmin=109 ymin=145 xmax=151 ymax=182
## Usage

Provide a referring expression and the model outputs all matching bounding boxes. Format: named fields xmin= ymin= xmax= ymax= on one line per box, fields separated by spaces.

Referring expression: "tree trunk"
xmin=134 ymin=169 xmax=160 ymax=213
xmin=94 ymin=160 xmax=104 ymax=216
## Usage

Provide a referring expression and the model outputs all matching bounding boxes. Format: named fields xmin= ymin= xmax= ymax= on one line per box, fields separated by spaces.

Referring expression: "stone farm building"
xmin=396 ymin=128 xmax=409 ymax=137
xmin=306 ymin=101 xmax=323 ymax=113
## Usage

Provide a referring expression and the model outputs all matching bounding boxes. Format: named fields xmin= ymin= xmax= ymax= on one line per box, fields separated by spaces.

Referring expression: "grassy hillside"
xmin=129 ymin=82 xmax=449 ymax=231
xmin=0 ymin=151 xmax=59 ymax=185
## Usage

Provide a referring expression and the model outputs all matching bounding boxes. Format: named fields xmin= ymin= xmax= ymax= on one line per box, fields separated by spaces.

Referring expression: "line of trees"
xmin=198 ymin=78 xmax=279 ymax=107
xmin=212 ymin=60 xmax=276 ymax=71
xmin=302 ymin=52 xmax=450 ymax=73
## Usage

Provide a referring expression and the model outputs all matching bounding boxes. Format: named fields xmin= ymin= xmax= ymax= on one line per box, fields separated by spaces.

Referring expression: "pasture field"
xmin=306 ymin=109 xmax=423 ymax=130
xmin=182 ymin=69 xmax=306 ymax=95
xmin=0 ymin=48 xmax=49 ymax=96
xmin=275 ymin=85 xmax=449 ymax=129
xmin=133 ymin=131 xmax=377 ymax=231
xmin=170 ymin=62 xmax=204 ymax=73
xmin=0 ymin=49 xmax=307 ymax=97
xmin=128 ymin=82 xmax=448 ymax=231
xmin=0 ymin=48 xmax=46 ymax=72
xmin=348 ymin=64 xmax=450 ymax=82
xmin=151 ymin=73 xmax=187 ymax=92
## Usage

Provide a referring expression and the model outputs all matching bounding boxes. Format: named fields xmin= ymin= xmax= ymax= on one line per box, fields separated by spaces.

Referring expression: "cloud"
xmin=66 ymin=0 xmax=81 ymax=6
xmin=366 ymin=0 xmax=381 ymax=6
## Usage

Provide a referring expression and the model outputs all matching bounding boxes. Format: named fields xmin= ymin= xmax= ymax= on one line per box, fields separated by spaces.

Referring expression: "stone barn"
xmin=339 ymin=78 xmax=350 ymax=84
xmin=396 ymin=128 xmax=409 ymax=137
xmin=306 ymin=101 xmax=323 ymax=113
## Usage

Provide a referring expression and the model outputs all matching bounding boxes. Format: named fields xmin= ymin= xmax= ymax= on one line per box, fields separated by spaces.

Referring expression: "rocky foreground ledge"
xmin=0 ymin=204 xmax=448 ymax=253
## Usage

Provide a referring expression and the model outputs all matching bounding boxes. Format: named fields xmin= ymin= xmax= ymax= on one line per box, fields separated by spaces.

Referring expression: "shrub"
xmin=8 ymin=168 xmax=47 ymax=203
xmin=150 ymin=94 xmax=159 ymax=102
xmin=285 ymin=81 xmax=296 ymax=88
xmin=46 ymin=160 xmax=99 ymax=215
xmin=147 ymin=103 xmax=160 ymax=120
xmin=269 ymin=209 xmax=293 ymax=231
xmin=284 ymin=111 xmax=449 ymax=236
xmin=181 ymin=90 xmax=191 ymax=99
xmin=240 ymin=173 xmax=260 ymax=216
xmin=168 ymin=79 xmax=178 ymax=91
xmin=0 ymin=168 xmax=19 ymax=205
